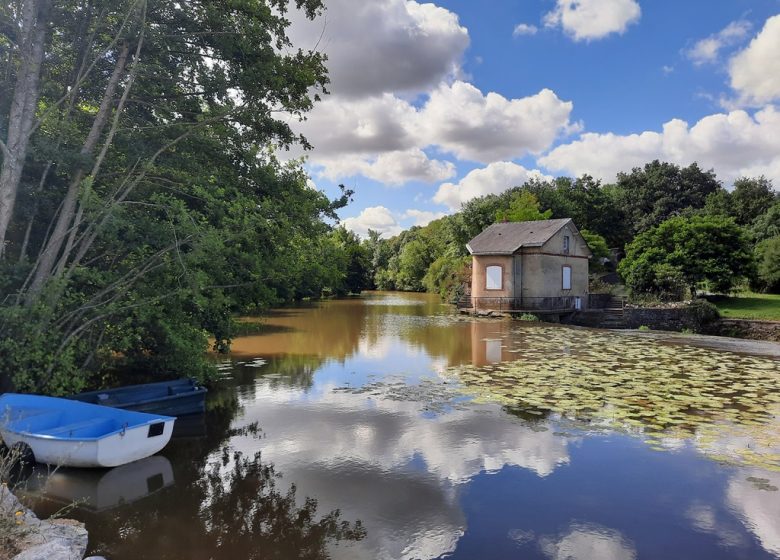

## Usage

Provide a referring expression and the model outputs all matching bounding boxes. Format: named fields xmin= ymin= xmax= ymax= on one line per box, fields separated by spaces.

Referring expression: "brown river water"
xmin=19 ymin=291 xmax=780 ymax=559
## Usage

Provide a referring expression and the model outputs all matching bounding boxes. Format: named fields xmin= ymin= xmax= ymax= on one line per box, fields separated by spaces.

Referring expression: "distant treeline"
xmin=363 ymin=161 xmax=779 ymax=303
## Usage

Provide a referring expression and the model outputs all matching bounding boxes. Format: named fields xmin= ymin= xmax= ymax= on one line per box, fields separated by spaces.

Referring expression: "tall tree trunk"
xmin=0 ymin=0 xmax=51 ymax=257
xmin=27 ymin=41 xmax=131 ymax=296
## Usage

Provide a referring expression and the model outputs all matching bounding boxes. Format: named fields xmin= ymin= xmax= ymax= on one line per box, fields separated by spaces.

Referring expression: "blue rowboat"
xmin=69 ymin=378 xmax=207 ymax=416
xmin=0 ymin=393 xmax=175 ymax=468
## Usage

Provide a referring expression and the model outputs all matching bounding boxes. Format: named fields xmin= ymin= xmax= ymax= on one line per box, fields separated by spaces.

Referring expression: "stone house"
xmin=466 ymin=218 xmax=591 ymax=312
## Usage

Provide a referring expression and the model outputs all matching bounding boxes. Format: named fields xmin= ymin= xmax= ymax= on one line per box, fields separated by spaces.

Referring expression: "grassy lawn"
xmin=711 ymin=292 xmax=780 ymax=321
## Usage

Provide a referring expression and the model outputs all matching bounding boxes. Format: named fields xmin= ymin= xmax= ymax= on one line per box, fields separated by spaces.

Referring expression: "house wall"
xmin=519 ymin=225 xmax=589 ymax=307
xmin=471 ymin=255 xmax=514 ymax=309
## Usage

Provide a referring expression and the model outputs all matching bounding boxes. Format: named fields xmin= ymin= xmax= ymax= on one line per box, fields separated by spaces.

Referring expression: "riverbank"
xmin=0 ymin=484 xmax=87 ymax=560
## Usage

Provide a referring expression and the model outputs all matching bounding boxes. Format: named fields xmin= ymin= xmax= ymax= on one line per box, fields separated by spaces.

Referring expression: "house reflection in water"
xmin=469 ymin=320 xmax=512 ymax=366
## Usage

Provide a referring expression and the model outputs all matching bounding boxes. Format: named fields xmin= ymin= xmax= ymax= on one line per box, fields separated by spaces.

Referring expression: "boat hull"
xmin=69 ymin=378 xmax=207 ymax=416
xmin=0 ymin=420 xmax=174 ymax=468
xmin=0 ymin=394 xmax=175 ymax=468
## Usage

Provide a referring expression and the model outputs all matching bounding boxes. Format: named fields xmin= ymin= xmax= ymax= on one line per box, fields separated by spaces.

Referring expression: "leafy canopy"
xmin=619 ymin=215 xmax=754 ymax=297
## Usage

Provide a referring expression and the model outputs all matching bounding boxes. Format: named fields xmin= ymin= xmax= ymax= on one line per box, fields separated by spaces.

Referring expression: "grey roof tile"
xmin=466 ymin=219 xmax=572 ymax=255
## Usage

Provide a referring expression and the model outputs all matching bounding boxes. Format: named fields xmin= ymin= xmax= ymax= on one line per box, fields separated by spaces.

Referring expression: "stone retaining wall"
xmin=707 ymin=319 xmax=780 ymax=343
xmin=567 ymin=307 xmax=780 ymax=342
xmin=567 ymin=307 xmax=708 ymax=330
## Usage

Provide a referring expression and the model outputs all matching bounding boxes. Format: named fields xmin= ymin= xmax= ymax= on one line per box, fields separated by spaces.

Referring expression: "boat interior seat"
xmin=4 ymin=409 xmax=62 ymax=432
xmin=37 ymin=417 xmax=118 ymax=438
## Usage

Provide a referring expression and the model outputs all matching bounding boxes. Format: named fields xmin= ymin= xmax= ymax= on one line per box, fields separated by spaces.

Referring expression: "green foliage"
xmin=330 ymin=227 xmax=371 ymax=295
xmin=0 ymin=0 xmax=370 ymax=395
xmin=753 ymin=236 xmax=780 ymax=293
xmin=619 ymin=215 xmax=754 ymax=298
xmin=581 ymin=229 xmax=610 ymax=272
xmin=495 ymin=191 xmax=552 ymax=223
xmin=615 ymin=161 xmax=720 ymax=235
xmin=422 ymin=255 xmax=471 ymax=303
xmin=519 ymin=313 xmax=540 ymax=322
xmin=638 ymin=325 xmax=651 ymax=331
xmin=750 ymin=202 xmax=780 ymax=242
xmin=731 ymin=177 xmax=777 ymax=225
xmin=687 ymin=299 xmax=721 ymax=327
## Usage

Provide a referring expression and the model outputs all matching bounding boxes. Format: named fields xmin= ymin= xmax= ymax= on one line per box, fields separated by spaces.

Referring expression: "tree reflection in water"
xmin=199 ymin=449 xmax=366 ymax=560
xmin=66 ymin=399 xmax=366 ymax=560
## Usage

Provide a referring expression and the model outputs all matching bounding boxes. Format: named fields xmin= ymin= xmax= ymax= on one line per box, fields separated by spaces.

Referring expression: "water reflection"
xmin=24 ymin=292 xmax=780 ymax=560
xmin=225 ymin=381 xmax=571 ymax=558
xmin=22 ymin=456 xmax=173 ymax=513
xmin=728 ymin=470 xmax=780 ymax=556
xmin=539 ymin=523 xmax=637 ymax=560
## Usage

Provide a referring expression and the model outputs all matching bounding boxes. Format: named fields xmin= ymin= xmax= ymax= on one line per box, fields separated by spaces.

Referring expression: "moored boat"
xmin=69 ymin=378 xmax=207 ymax=416
xmin=0 ymin=393 xmax=175 ymax=468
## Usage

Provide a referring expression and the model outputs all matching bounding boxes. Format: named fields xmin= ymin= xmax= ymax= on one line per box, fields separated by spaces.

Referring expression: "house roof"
xmin=466 ymin=219 xmax=574 ymax=255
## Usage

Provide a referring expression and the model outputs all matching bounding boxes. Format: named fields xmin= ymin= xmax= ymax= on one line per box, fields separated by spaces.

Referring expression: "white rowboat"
xmin=0 ymin=393 xmax=175 ymax=468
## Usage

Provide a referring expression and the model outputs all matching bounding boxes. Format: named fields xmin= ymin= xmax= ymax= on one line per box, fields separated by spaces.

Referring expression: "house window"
xmin=563 ymin=235 xmax=570 ymax=254
xmin=562 ymin=265 xmax=572 ymax=290
xmin=486 ymin=265 xmax=503 ymax=290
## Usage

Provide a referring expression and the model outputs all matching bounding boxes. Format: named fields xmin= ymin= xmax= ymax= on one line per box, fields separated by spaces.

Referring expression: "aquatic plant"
xmin=445 ymin=326 xmax=780 ymax=470
xmin=519 ymin=313 xmax=540 ymax=322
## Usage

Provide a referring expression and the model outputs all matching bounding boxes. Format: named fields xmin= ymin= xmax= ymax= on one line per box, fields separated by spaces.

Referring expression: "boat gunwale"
xmin=0 ymin=416 xmax=175 ymax=442
xmin=107 ymin=387 xmax=207 ymax=408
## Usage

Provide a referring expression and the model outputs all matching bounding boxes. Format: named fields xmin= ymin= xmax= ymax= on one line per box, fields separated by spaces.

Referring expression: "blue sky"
xmin=285 ymin=0 xmax=780 ymax=237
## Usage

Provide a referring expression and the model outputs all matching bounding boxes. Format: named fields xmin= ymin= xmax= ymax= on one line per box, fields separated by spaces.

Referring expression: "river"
xmin=22 ymin=291 xmax=780 ymax=559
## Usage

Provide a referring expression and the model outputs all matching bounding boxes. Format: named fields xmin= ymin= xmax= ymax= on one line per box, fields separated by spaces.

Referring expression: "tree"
xmin=753 ymin=236 xmax=780 ymax=293
xmin=731 ymin=176 xmax=777 ymax=225
xmin=395 ymin=238 xmax=433 ymax=292
xmin=331 ymin=227 xmax=371 ymax=295
xmin=422 ymin=254 xmax=470 ymax=302
xmin=618 ymin=215 xmax=754 ymax=297
xmin=580 ymin=229 xmax=609 ymax=273
xmin=0 ymin=0 xmax=341 ymax=394
xmin=615 ymin=161 xmax=720 ymax=235
xmin=495 ymin=191 xmax=552 ymax=222
xmin=750 ymin=201 xmax=780 ymax=242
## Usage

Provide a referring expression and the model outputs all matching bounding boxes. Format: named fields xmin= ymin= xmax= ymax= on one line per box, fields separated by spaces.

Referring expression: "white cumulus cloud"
xmin=544 ymin=0 xmax=641 ymax=42
xmin=403 ymin=209 xmax=447 ymax=227
xmin=342 ymin=206 xmax=402 ymax=238
xmin=314 ymin=150 xmax=456 ymax=186
xmin=288 ymin=0 xmax=469 ymax=98
xmin=434 ymin=162 xmax=553 ymax=210
xmin=686 ymin=20 xmax=752 ymax=66
xmin=539 ymin=106 xmax=780 ymax=185
xmin=729 ymin=15 xmax=780 ymax=106
xmin=513 ymin=23 xmax=538 ymax=37
xmin=420 ymin=82 xmax=577 ymax=163
xmin=296 ymin=82 xmax=575 ymax=185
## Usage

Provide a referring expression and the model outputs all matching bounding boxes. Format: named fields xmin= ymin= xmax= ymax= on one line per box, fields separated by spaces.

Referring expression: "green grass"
xmin=711 ymin=292 xmax=780 ymax=321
